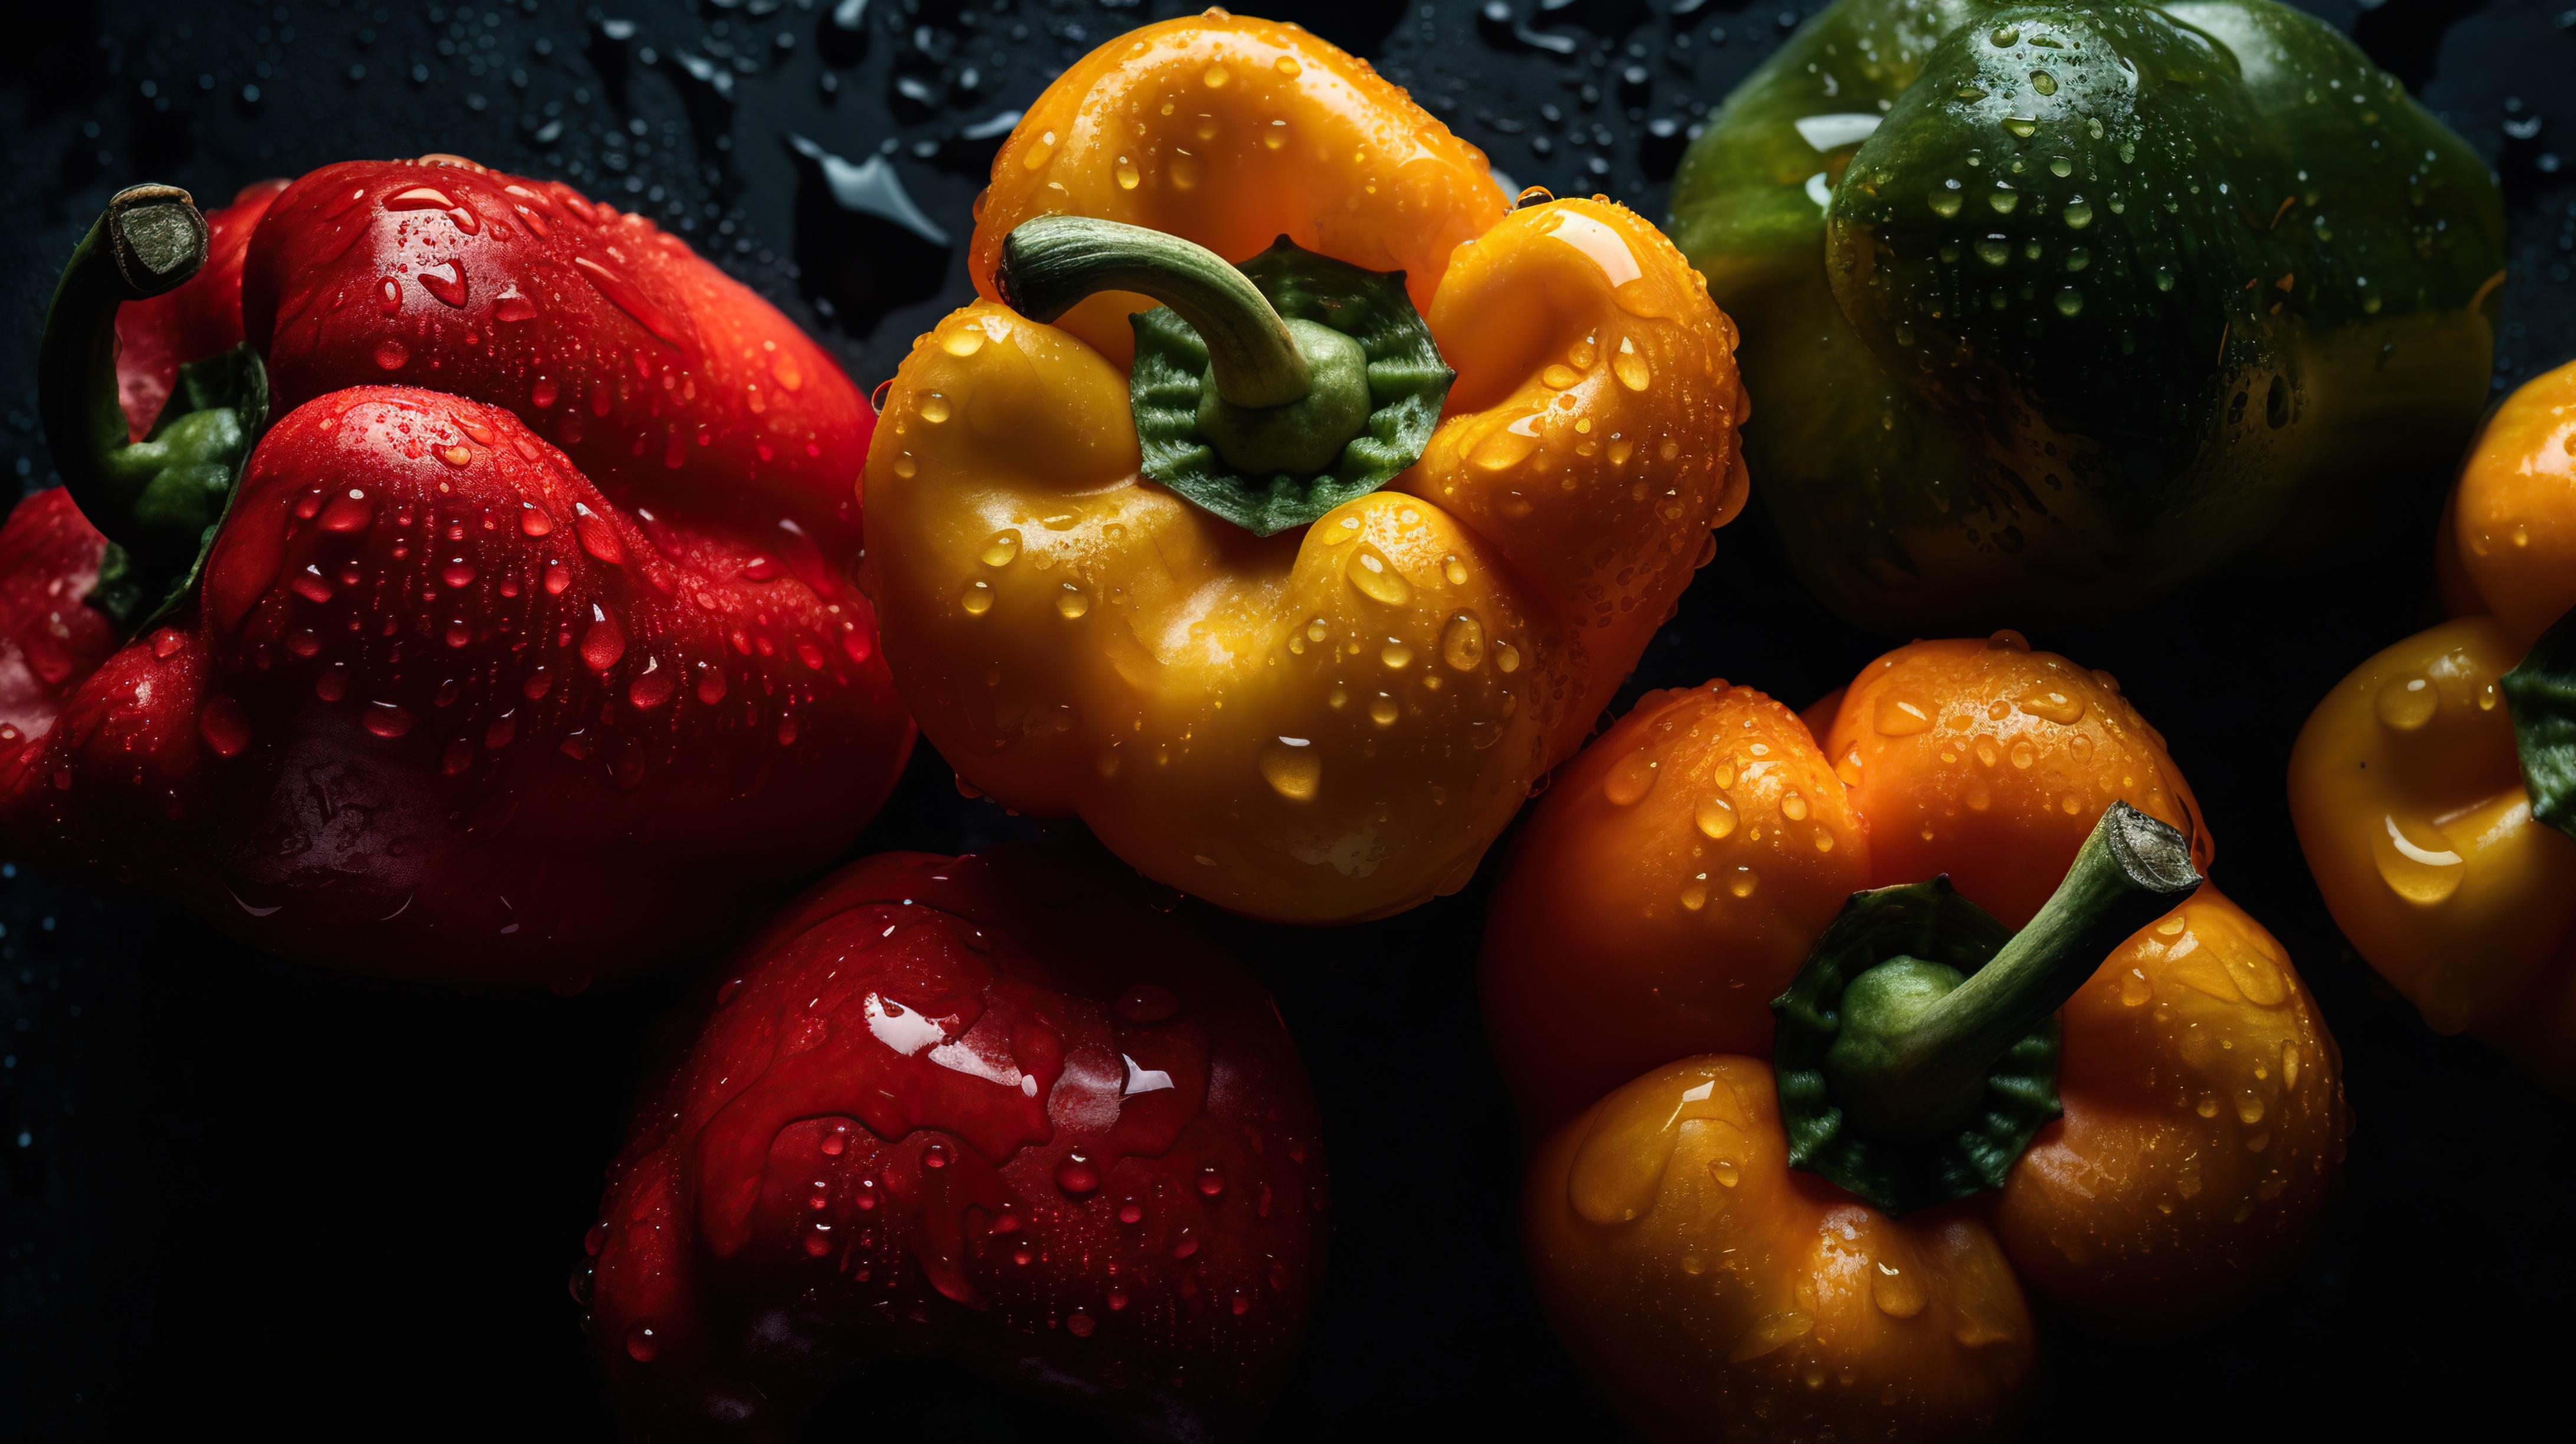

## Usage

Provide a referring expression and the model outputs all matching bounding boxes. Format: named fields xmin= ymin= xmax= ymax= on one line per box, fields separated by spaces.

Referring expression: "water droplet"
xmin=629 ymin=664 xmax=674 ymax=710
xmin=581 ymin=610 xmax=626 ymax=671
xmin=1438 ymin=612 xmax=1485 ymax=671
xmin=1380 ymin=639 xmax=1414 ymax=669
xmin=1727 ymin=870 xmax=1759 ymax=898
xmin=1612 ymin=337 xmax=1651 ymax=390
xmin=1053 ymin=1154 xmax=1103 ymax=1198
xmin=1346 ymin=546 xmax=1414 ymax=606
xmin=980 ymin=529 xmax=1021 ymax=567
xmin=198 ymin=695 xmax=251 ymax=757
xmin=2002 ymin=117 xmax=2038 ymax=140
xmin=1494 ymin=641 xmax=1521 ymax=674
xmin=1202 ymin=63 xmax=1230 ymax=88
xmin=1974 ymin=237 xmax=2009 ymax=267
xmin=531 ymin=378 xmax=558 ymax=409
xmin=1368 ymin=695 xmax=1399 ymax=727
xmin=2048 ymin=156 xmax=2073 ymax=178
xmin=572 ymin=255 xmax=683 ymax=345
xmin=1872 ymin=1261 xmax=1928 ymax=1318
xmin=1873 ymin=697 xmax=1933 ymax=735
xmin=1259 ymin=738 xmax=1322 ymax=800
xmin=1274 ymin=55 xmax=1301 ymax=77
xmin=1170 ymin=151 xmax=1203 ymax=190
xmin=365 ymin=703 xmax=418 ymax=739
xmin=2019 ymin=687 xmax=2087 ymax=724
xmin=319 ymin=490 xmax=375 ymax=533
xmin=1604 ymin=749 xmax=1658 ymax=806
xmin=961 ymin=580 xmax=995 ymax=615
xmin=1780 ymin=789 xmax=1810 ymax=822
xmin=1114 ymin=159 xmax=1141 ymax=189
xmin=1696 ymin=795 xmax=1738 ymax=840
xmin=1710 ymin=1157 xmax=1740 ymax=1187
xmin=495 ymin=291 xmax=538 ymax=323
xmin=1929 ymin=189 xmax=1964 ymax=218
xmin=625 ymin=1325 xmax=659 ymax=1363
xmin=2030 ymin=69 xmax=2058 ymax=96
xmin=2055 ymin=288 xmax=2085 ymax=317
xmin=373 ymin=338 xmax=409 ymax=370
xmin=1988 ymin=188 xmax=2022 ymax=214
xmin=1049 ymin=583 xmax=1092 ymax=620
xmin=2375 ymin=675 xmax=2437 ymax=731
xmin=418 ymin=262 xmax=469 ymax=308
xmin=576 ymin=511 xmax=626 ymax=567
xmin=1990 ymin=25 xmax=2019 ymax=45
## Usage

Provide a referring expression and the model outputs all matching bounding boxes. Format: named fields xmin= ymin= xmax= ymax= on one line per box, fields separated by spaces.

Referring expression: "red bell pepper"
xmin=1 ymin=160 xmax=914 ymax=984
xmin=579 ymin=848 xmax=1326 ymax=1439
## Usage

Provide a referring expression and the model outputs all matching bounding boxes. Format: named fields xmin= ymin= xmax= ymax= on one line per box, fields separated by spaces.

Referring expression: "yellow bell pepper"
xmin=859 ymin=14 xmax=1749 ymax=923
xmin=2291 ymin=359 xmax=2576 ymax=1094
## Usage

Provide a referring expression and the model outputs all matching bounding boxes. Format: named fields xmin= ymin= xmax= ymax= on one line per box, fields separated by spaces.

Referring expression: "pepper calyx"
xmin=994 ymin=216 xmax=1451 ymax=536
xmin=38 ymin=185 xmax=268 ymax=635
xmin=2503 ymin=604 xmax=2576 ymax=841
xmin=1771 ymin=802 xmax=2201 ymax=1215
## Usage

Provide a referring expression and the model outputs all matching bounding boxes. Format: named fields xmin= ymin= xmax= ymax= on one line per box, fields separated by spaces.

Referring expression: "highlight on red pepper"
xmin=2291 ymin=357 xmax=2576 ymax=1094
xmin=860 ymin=13 xmax=1750 ymax=926
xmin=1485 ymin=636 xmax=2346 ymax=1439
xmin=579 ymin=847 xmax=1326 ymax=1439
xmin=0 ymin=162 xmax=914 ymax=984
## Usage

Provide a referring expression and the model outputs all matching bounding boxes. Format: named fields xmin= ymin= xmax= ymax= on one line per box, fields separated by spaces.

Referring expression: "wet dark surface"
xmin=4 ymin=0 xmax=2574 ymax=1438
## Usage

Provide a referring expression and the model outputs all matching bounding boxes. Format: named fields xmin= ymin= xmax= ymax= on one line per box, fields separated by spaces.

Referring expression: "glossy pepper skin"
xmin=2290 ymin=359 xmax=2576 ymax=1094
xmin=581 ymin=848 xmax=1326 ymax=1441
xmin=1669 ymin=0 xmax=2503 ymax=633
xmin=1490 ymin=640 xmax=2345 ymax=1439
xmin=0 ymin=160 xmax=913 ymax=984
xmin=862 ymin=14 xmax=1749 ymax=924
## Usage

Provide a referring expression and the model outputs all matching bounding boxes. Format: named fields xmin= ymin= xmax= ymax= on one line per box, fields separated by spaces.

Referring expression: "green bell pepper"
xmin=1669 ymin=0 xmax=2505 ymax=632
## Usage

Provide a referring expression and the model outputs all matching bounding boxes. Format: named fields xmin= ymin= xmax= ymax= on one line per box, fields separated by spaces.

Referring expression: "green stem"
xmin=39 ymin=185 xmax=271 ymax=634
xmin=1823 ymin=802 xmax=2201 ymax=1141
xmin=995 ymin=215 xmax=1314 ymax=407
xmin=40 ymin=185 xmax=210 ymax=558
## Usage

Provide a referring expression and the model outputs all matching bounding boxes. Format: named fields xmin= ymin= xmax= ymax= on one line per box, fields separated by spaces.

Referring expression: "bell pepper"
xmin=579 ymin=846 xmax=1326 ymax=1439
xmin=2289 ymin=358 xmax=2576 ymax=1094
xmin=1486 ymin=638 xmax=2345 ymax=1438
xmin=0 ymin=163 xmax=914 ymax=984
xmin=860 ymin=13 xmax=1749 ymax=924
xmin=1668 ymin=0 xmax=2504 ymax=633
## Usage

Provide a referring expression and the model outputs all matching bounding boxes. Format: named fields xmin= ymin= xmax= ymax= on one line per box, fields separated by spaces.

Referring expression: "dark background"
xmin=4 ymin=0 xmax=2572 ymax=1437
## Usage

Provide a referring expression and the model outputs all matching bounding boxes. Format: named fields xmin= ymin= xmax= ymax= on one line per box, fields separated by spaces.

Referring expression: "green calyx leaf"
xmin=1131 ymin=238 xmax=1453 ymax=537
xmin=1772 ymin=801 xmax=2201 ymax=1215
xmin=2503 ymin=605 xmax=2576 ymax=842
xmin=1770 ymin=877 xmax=2037 ymax=1215
xmin=98 ymin=343 xmax=270 ymax=633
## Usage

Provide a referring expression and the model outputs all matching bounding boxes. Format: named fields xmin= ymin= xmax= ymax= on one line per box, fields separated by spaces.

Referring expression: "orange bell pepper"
xmin=1488 ymin=636 xmax=2346 ymax=1439
xmin=2291 ymin=357 xmax=2576 ymax=1092
xmin=859 ymin=13 xmax=1748 ymax=924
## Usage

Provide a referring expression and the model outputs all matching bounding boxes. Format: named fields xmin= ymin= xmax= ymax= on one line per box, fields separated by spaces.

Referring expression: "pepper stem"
xmin=39 ymin=185 xmax=269 ymax=633
xmin=1822 ymin=803 xmax=2202 ymax=1143
xmin=40 ymin=185 xmax=209 ymax=550
xmin=996 ymin=215 xmax=1313 ymax=407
